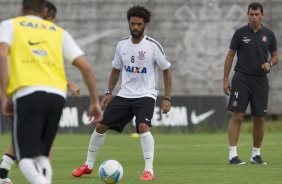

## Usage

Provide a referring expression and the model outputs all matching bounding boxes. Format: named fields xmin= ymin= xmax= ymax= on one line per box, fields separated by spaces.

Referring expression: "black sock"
xmin=0 ymin=168 xmax=8 ymax=179
xmin=0 ymin=153 xmax=15 ymax=179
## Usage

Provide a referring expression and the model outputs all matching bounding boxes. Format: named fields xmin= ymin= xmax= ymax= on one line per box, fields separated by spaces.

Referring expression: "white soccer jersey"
xmin=112 ymin=35 xmax=171 ymax=100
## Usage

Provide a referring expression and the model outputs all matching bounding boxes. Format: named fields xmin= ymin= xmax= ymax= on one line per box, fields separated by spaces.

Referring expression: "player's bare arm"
xmin=161 ymin=68 xmax=172 ymax=114
xmin=269 ymin=51 xmax=279 ymax=66
xmin=101 ymin=68 xmax=120 ymax=109
xmin=0 ymin=43 xmax=13 ymax=116
xmin=223 ymin=49 xmax=236 ymax=96
xmin=107 ymin=68 xmax=120 ymax=92
xmin=262 ymin=51 xmax=279 ymax=73
xmin=0 ymin=43 xmax=9 ymax=96
xmin=72 ymin=55 xmax=102 ymax=123
xmin=67 ymin=80 xmax=80 ymax=96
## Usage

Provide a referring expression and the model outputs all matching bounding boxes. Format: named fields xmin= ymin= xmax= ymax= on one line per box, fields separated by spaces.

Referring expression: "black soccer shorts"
xmin=12 ymin=91 xmax=65 ymax=160
xmin=227 ymin=72 xmax=269 ymax=116
xmin=101 ymin=96 xmax=155 ymax=133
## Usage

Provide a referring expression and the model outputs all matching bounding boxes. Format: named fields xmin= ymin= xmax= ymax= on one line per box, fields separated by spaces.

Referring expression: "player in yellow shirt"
xmin=0 ymin=0 xmax=102 ymax=183
xmin=0 ymin=2 xmax=81 ymax=183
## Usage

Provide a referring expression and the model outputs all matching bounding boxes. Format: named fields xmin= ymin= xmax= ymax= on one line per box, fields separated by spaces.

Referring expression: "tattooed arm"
xmin=161 ymin=68 xmax=172 ymax=114
xmin=101 ymin=68 xmax=120 ymax=109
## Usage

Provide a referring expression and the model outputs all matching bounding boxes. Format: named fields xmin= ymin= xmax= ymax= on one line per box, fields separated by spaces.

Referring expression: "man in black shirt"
xmin=223 ymin=2 xmax=278 ymax=165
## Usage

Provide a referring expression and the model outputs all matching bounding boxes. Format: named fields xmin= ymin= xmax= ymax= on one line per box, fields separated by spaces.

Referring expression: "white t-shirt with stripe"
xmin=112 ymin=35 xmax=171 ymax=100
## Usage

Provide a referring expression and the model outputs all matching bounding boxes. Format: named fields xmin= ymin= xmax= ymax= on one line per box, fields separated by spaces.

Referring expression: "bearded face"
xmin=129 ymin=17 xmax=146 ymax=39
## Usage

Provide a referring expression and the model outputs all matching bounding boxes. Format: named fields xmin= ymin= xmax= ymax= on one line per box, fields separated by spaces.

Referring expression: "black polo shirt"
xmin=230 ymin=24 xmax=277 ymax=75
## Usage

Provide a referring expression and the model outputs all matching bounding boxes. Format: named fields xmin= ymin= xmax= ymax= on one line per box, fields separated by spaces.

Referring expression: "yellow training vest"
xmin=8 ymin=16 xmax=67 ymax=97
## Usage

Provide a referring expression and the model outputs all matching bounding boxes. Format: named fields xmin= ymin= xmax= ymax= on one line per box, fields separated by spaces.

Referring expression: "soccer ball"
xmin=98 ymin=160 xmax=123 ymax=184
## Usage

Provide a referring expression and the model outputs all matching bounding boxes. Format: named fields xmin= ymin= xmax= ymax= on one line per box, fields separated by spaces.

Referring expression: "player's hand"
xmin=88 ymin=103 xmax=103 ymax=123
xmin=223 ymin=79 xmax=231 ymax=96
xmin=262 ymin=62 xmax=271 ymax=73
xmin=101 ymin=94 xmax=112 ymax=109
xmin=1 ymin=95 xmax=13 ymax=116
xmin=68 ymin=82 xmax=80 ymax=96
xmin=161 ymin=99 xmax=171 ymax=114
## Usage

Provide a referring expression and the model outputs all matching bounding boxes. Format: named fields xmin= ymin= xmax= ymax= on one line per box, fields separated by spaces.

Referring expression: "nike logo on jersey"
xmin=28 ymin=40 xmax=46 ymax=46
xmin=191 ymin=109 xmax=215 ymax=125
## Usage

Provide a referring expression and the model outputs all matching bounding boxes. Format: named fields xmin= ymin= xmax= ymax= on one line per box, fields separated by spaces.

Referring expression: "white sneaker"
xmin=0 ymin=178 xmax=13 ymax=184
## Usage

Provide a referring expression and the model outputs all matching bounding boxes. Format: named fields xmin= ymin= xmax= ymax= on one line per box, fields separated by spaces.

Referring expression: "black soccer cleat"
xmin=228 ymin=156 xmax=246 ymax=165
xmin=250 ymin=155 xmax=267 ymax=165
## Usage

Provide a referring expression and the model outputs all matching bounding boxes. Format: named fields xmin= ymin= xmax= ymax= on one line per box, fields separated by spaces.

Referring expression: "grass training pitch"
xmin=1 ymin=129 xmax=282 ymax=184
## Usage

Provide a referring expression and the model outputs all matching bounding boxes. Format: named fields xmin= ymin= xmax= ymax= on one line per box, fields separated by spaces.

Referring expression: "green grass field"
xmin=1 ymin=125 xmax=282 ymax=184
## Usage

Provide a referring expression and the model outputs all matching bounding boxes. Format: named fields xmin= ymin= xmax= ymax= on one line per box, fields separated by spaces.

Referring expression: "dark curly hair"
xmin=127 ymin=5 xmax=151 ymax=23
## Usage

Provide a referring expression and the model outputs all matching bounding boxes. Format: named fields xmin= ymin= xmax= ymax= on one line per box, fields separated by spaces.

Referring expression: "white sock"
xmin=140 ymin=131 xmax=154 ymax=174
xmin=35 ymin=156 xmax=52 ymax=184
xmin=229 ymin=146 xmax=238 ymax=160
xmin=85 ymin=129 xmax=106 ymax=169
xmin=18 ymin=158 xmax=48 ymax=184
xmin=252 ymin=147 xmax=261 ymax=157
xmin=0 ymin=155 xmax=14 ymax=170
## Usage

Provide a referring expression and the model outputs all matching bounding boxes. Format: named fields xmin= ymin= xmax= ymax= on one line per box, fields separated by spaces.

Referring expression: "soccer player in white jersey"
xmin=72 ymin=5 xmax=172 ymax=181
xmin=0 ymin=0 xmax=102 ymax=183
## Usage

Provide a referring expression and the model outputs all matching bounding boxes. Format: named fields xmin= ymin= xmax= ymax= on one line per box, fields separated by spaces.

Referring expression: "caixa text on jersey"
xmin=124 ymin=65 xmax=147 ymax=74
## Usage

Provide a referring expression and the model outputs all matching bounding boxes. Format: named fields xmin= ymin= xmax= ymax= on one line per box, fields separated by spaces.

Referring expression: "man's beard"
xmin=130 ymin=29 xmax=144 ymax=39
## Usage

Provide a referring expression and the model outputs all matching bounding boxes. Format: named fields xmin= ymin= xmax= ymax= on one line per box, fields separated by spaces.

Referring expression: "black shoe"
xmin=228 ymin=156 xmax=246 ymax=165
xmin=250 ymin=155 xmax=267 ymax=165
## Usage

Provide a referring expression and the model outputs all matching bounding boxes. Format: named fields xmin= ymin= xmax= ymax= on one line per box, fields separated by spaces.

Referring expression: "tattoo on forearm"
xmin=108 ymin=71 xmax=119 ymax=90
xmin=164 ymin=76 xmax=172 ymax=95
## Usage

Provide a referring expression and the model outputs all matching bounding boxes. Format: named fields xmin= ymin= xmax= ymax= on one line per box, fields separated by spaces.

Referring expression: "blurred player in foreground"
xmin=0 ymin=1 xmax=80 ymax=184
xmin=0 ymin=0 xmax=102 ymax=183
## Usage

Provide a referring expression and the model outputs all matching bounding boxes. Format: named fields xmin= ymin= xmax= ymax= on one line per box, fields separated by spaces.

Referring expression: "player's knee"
xmin=232 ymin=115 xmax=244 ymax=123
xmin=95 ymin=123 xmax=108 ymax=134
xmin=231 ymin=112 xmax=245 ymax=123
xmin=138 ymin=123 xmax=150 ymax=133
